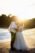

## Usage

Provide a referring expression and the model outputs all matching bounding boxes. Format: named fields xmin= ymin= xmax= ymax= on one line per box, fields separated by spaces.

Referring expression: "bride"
xmin=13 ymin=25 xmax=28 ymax=50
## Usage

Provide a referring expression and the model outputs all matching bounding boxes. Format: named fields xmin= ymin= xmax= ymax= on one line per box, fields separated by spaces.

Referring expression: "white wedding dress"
xmin=13 ymin=31 xmax=28 ymax=50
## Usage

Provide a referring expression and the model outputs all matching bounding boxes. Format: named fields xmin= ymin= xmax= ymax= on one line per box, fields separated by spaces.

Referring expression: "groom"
xmin=8 ymin=21 xmax=17 ymax=51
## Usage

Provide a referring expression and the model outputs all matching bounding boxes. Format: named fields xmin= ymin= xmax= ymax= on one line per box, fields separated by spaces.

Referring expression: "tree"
xmin=0 ymin=14 xmax=12 ymax=28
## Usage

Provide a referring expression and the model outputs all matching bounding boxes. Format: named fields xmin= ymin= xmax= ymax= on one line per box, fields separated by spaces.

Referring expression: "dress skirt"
xmin=13 ymin=31 xmax=28 ymax=50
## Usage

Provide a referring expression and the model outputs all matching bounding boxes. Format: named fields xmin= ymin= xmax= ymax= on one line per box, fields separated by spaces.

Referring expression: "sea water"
xmin=0 ymin=28 xmax=11 ymax=53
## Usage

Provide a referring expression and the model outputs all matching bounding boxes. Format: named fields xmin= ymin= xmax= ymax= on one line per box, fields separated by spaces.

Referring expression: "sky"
xmin=0 ymin=0 xmax=35 ymax=20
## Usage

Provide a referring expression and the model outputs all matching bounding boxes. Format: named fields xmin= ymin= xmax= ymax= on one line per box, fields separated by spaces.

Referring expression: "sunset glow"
xmin=0 ymin=0 xmax=35 ymax=20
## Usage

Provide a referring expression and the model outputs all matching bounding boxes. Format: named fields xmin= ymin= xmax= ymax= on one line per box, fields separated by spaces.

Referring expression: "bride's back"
xmin=17 ymin=26 xmax=23 ymax=32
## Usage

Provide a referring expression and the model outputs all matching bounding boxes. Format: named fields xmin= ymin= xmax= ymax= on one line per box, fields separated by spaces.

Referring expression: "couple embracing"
xmin=8 ymin=21 xmax=27 ymax=51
